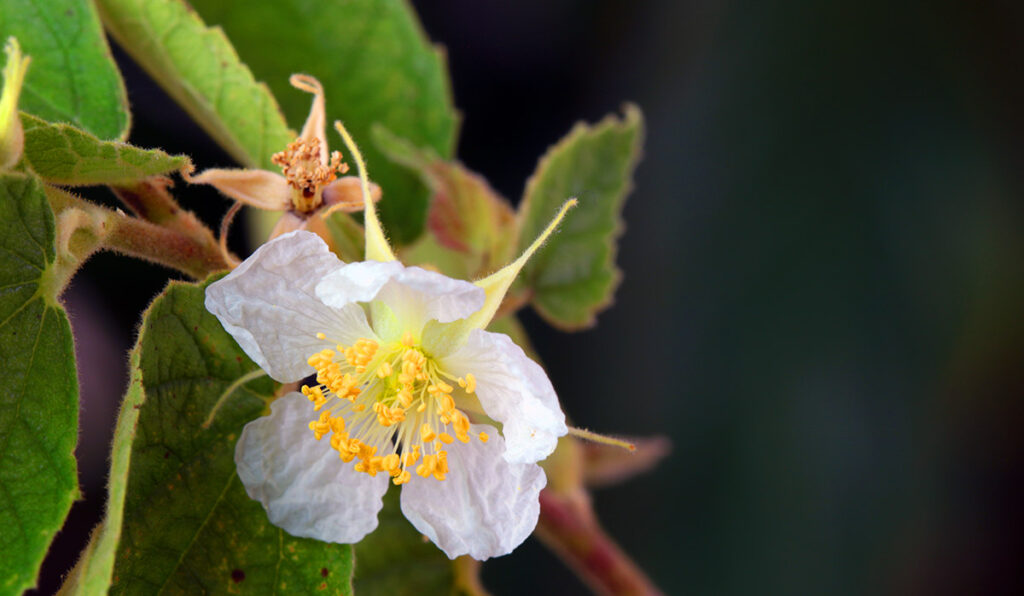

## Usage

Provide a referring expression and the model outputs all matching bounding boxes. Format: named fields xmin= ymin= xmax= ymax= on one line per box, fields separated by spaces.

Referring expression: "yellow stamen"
xmin=302 ymin=334 xmax=489 ymax=485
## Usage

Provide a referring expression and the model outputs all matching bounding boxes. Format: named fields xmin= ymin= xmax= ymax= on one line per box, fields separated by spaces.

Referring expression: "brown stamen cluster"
xmin=271 ymin=137 xmax=349 ymax=213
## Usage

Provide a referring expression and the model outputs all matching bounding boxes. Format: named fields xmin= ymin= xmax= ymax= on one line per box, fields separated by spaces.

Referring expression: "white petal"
xmin=442 ymin=329 xmax=567 ymax=464
xmin=316 ymin=262 xmax=484 ymax=333
xmin=235 ymin=392 xmax=389 ymax=543
xmin=206 ymin=231 xmax=375 ymax=382
xmin=400 ymin=425 xmax=546 ymax=560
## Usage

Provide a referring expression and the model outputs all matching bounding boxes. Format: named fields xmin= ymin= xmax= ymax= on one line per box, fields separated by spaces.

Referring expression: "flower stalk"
xmin=45 ymin=186 xmax=231 ymax=287
xmin=536 ymin=487 xmax=665 ymax=596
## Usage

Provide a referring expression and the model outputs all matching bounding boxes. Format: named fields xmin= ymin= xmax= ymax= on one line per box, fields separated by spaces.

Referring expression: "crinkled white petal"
xmin=206 ymin=231 xmax=375 ymax=382
xmin=400 ymin=424 xmax=546 ymax=560
xmin=235 ymin=392 xmax=389 ymax=543
xmin=316 ymin=262 xmax=484 ymax=332
xmin=442 ymin=329 xmax=567 ymax=464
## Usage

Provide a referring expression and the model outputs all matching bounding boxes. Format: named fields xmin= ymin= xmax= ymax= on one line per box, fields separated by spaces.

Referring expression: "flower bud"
xmin=0 ymin=37 xmax=30 ymax=170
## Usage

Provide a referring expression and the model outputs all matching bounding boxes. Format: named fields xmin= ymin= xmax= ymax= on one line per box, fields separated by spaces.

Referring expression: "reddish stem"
xmin=535 ymin=488 xmax=664 ymax=596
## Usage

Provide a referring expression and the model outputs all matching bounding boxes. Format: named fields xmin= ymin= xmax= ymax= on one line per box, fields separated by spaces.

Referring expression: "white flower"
xmin=206 ymin=122 xmax=576 ymax=560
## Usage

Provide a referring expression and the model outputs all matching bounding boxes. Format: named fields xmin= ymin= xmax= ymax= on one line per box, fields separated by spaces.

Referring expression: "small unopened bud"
xmin=0 ymin=37 xmax=30 ymax=170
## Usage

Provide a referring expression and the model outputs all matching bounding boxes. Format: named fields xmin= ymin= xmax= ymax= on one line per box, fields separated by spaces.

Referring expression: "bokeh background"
xmin=36 ymin=0 xmax=1024 ymax=594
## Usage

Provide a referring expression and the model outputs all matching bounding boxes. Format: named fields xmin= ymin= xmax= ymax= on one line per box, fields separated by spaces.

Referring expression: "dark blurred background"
xmin=37 ymin=0 xmax=1024 ymax=594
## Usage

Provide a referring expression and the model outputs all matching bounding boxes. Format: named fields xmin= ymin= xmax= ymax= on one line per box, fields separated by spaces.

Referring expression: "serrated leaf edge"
xmin=517 ymin=103 xmax=645 ymax=331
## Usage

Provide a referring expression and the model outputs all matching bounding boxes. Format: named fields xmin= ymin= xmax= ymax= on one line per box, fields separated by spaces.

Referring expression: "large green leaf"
xmin=0 ymin=0 xmax=129 ymax=139
xmin=189 ymin=0 xmax=458 ymax=245
xmin=352 ymin=491 xmax=454 ymax=595
xmin=110 ymin=279 xmax=354 ymax=595
xmin=96 ymin=0 xmax=293 ymax=169
xmin=20 ymin=113 xmax=189 ymax=185
xmin=517 ymin=105 xmax=644 ymax=330
xmin=0 ymin=172 xmax=78 ymax=593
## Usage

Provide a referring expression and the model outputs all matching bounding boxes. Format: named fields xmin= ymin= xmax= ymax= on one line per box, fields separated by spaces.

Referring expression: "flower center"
xmin=271 ymin=137 xmax=349 ymax=214
xmin=302 ymin=331 xmax=486 ymax=485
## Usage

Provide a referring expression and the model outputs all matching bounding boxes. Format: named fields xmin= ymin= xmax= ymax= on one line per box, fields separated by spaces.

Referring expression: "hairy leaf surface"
xmin=20 ymin=113 xmax=189 ymax=185
xmin=0 ymin=172 xmax=78 ymax=593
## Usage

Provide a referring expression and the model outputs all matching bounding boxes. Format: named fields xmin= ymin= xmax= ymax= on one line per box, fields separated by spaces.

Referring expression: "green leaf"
xmin=0 ymin=172 xmax=78 ymax=593
xmin=59 ymin=350 xmax=144 ymax=595
xmin=110 ymin=279 xmax=354 ymax=595
xmin=0 ymin=0 xmax=129 ymax=139
xmin=375 ymin=126 xmax=516 ymax=278
xmin=96 ymin=0 xmax=294 ymax=169
xmin=189 ymin=0 xmax=458 ymax=245
xmin=352 ymin=491 xmax=454 ymax=595
xmin=20 ymin=113 xmax=190 ymax=185
xmin=518 ymin=105 xmax=644 ymax=330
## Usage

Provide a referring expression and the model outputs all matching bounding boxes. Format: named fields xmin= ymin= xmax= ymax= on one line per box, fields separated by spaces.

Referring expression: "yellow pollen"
xmin=302 ymin=335 xmax=486 ymax=485
xmin=478 ymin=432 xmax=489 ymax=443
xmin=308 ymin=411 xmax=333 ymax=441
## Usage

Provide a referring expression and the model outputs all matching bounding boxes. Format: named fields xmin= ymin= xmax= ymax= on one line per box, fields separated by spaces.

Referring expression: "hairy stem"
xmin=535 ymin=488 xmax=664 ymax=596
xmin=46 ymin=186 xmax=231 ymax=284
xmin=111 ymin=176 xmax=231 ymax=260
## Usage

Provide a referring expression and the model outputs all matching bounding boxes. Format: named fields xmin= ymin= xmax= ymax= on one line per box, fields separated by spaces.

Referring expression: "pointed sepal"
xmin=334 ymin=120 xmax=396 ymax=262
xmin=464 ymin=199 xmax=576 ymax=330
